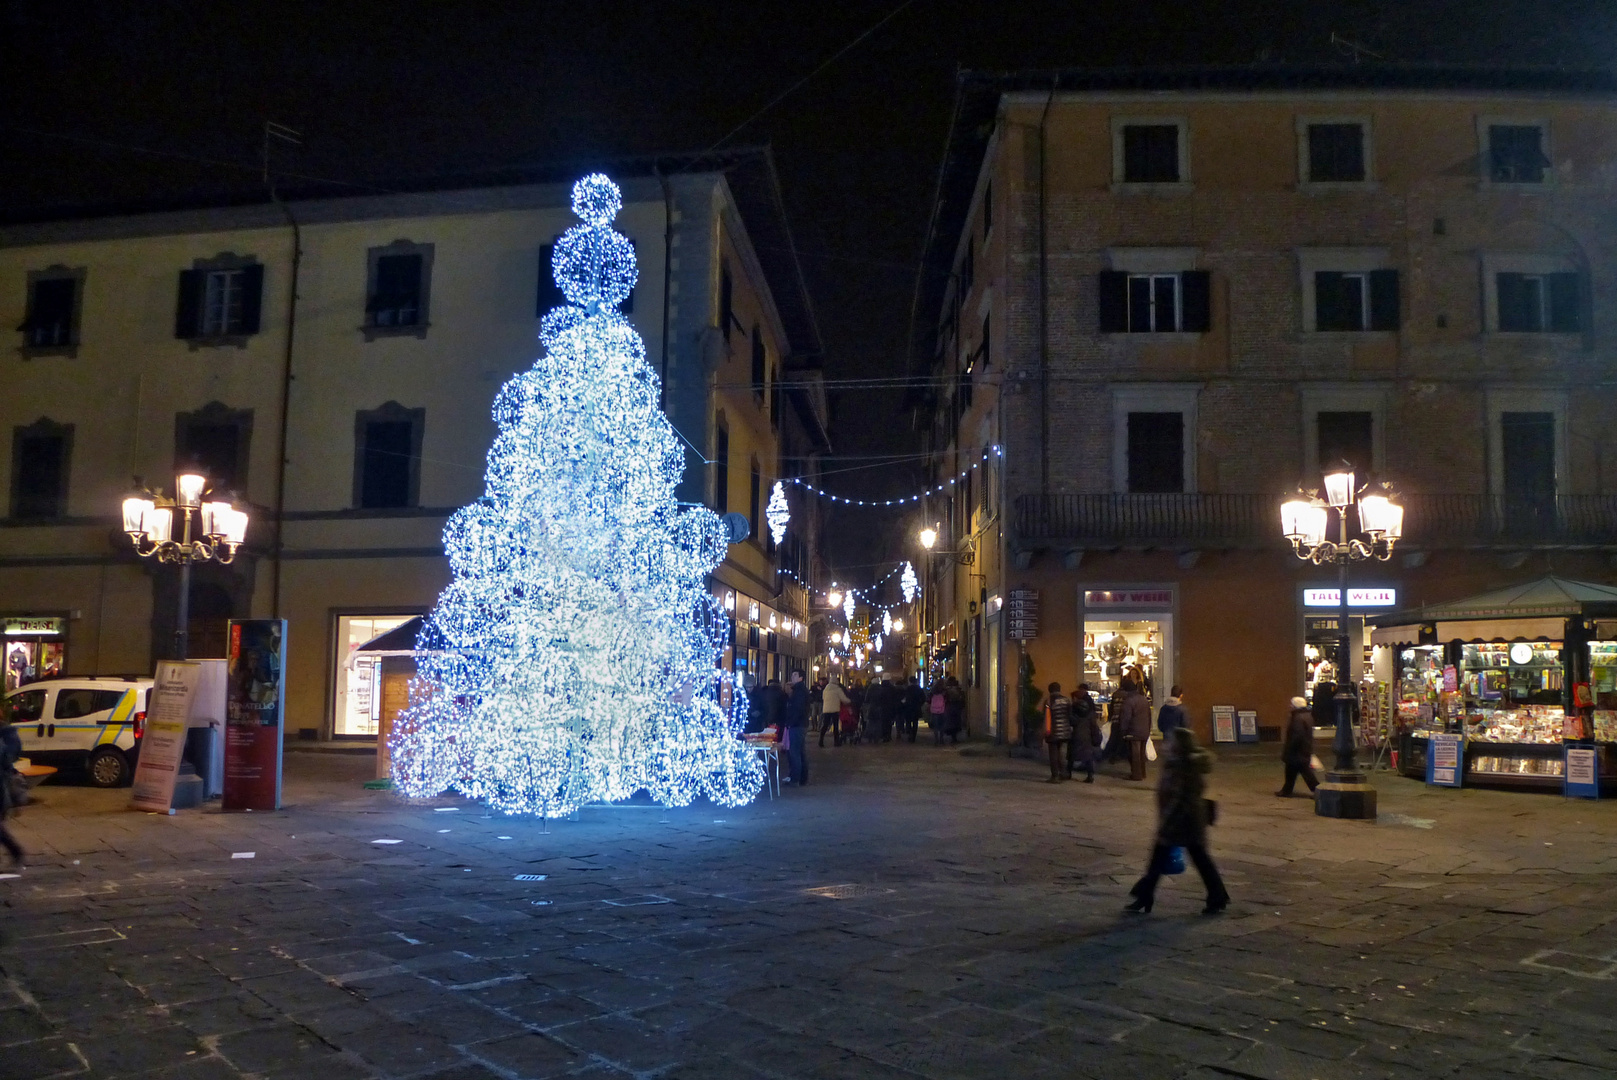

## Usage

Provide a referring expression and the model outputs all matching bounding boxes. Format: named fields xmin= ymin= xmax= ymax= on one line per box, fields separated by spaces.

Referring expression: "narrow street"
xmin=3 ymin=742 xmax=1615 ymax=1079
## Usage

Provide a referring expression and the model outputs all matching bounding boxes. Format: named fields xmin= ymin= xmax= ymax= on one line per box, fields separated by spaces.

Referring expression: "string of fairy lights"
xmin=787 ymin=445 xmax=1002 ymax=507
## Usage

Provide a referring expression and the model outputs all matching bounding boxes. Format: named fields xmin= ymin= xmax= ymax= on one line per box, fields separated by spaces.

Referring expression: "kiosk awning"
xmin=1367 ymin=575 xmax=1617 ymax=646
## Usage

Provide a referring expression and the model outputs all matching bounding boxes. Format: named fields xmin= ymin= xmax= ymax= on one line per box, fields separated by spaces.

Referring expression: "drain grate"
xmin=803 ymin=883 xmax=895 ymax=900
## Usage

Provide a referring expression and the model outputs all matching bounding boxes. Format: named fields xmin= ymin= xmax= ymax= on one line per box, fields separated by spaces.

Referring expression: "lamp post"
xmin=1281 ymin=472 xmax=1402 ymax=820
xmin=124 ymin=474 xmax=250 ymax=660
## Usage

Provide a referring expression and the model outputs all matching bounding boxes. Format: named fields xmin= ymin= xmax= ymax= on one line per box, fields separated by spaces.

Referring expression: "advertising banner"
xmin=1426 ymin=732 xmax=1464 ymax=787
xmin=1212 ymin=705 xmax=1236 ymax=743
xmin=223 ymin=620 xmax=287 ymax=811
xmin=130 ymin=661 xmax=200 ymax=812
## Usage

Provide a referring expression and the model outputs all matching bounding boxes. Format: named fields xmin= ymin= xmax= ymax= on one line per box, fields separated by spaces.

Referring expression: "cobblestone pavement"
xmin=3 ymin=739 xmax=1616 ymax=1080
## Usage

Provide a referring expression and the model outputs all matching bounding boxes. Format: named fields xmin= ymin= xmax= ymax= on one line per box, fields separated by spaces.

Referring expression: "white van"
xmin=5 ymin=677 xmax=152 ymax=787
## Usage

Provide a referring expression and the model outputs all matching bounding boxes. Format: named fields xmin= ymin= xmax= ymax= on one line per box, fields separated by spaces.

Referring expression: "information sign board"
xmin=1426 ymin=732 xmax=1464 ymax=787
xmin=1212 ymin=705 xmax=1236 ymax=743
xmin=1007 ymin=588 xmax=1039 ymax=641
xmin=130 ymin=661 xmax=200 ymax=812
xmin=1237 ymin=710 xmax=1259 ymax=743
xmin=1565 ymin=743 xmax=1600 ymax=800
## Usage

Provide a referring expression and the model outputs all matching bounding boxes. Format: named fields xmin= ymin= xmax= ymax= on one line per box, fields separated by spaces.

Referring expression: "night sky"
xmin=3 ymin=0 xmax=1612 ymax=575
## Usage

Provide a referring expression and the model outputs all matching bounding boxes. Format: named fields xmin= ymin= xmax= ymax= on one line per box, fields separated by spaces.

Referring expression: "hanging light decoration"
xmin=882 ymin=609 xmax=892 ymax=636
xmin=900 ymin=561 xmax=918 ymax=604
xmin=843 ymin=592 xmax=855 ymax=622
xmin=766 ymin=480 xmax=789 ymax=545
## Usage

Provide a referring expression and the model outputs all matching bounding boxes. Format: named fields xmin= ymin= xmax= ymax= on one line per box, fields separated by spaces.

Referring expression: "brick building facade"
xmin=913 ymin=66 xmax=1617 ymax=744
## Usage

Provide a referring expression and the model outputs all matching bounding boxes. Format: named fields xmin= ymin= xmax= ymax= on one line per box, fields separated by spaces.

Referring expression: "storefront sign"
xmin=1007 ymin=589 xmax=1039 ymax=641
xmin=1085 ymin=590 xmax=1173 ymax=608
xmin=224 ymin=620 xmax=287 ymax=811
xmin=3 ymin=617 xmax=63 ymax=636
xmin=130 ymin=661 xmax=200 ymax=812
xmin=1564 ymin=744 xmax=1600 ymax=799
xmin=1426 ymin=732 xmax=1464 ymax=787
xmin=1303 ymin=588 xmax=1398 ymax=608
xmin=1212 ymin=705 xmax=1236 ymax=743
xmin=1237 ymin=710 xmax=1259 ymax=743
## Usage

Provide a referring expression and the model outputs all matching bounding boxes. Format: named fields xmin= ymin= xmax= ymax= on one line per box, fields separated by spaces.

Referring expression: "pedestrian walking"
xmin=1157 ymin=686 xmax=1186 ymax=738
xmin=875 ymin=679 xmax=896 ymax=743
xmin=1277 ymin=695 xmax=1321 ymax=798
xmin=1311 ymin=674 xmax=1337 ymax=728
xmin=943 ymin=676 xmax=966 ymax=744
xmin=928 ymin=682 xmax=947 ymax=743
xmin=1068 ymin=683 xmax=1100 ymax=782
xmin=0 ymin=703 xmax=25 ymax=868
xmin=782 ymin=669 xmax=810 ymax=786
xmin=819 ymin=677 xmax=849 ymax=748
xmin=1126 ymin=727 xmax=1229 ymax=915
xmin=1117 ymin=677 xmax=1152 ymax=781
xmin=903 ymin=677 xmax=924 ymax=742
xmin=1043 ymin=682 xmax=1073 ymax=782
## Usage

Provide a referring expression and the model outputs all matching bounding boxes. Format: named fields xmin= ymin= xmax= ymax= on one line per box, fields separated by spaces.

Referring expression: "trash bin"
xmin=184 ymin=725 xmax=220 ymax=800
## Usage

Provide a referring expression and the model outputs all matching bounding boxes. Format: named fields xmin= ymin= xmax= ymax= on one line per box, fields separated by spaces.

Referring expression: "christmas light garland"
xmin=789 ymin=445 xmax=1001 ymax=506
xmin=389 ymin=174 xmax=762 ymax=817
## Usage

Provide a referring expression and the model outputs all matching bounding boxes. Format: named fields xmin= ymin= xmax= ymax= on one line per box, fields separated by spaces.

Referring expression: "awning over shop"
xmin=1368 ymin=575 xmax=1617 ymax=646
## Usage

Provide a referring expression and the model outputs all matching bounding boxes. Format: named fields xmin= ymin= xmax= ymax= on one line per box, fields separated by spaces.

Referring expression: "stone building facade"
xmin=913 ymin=66 xmax=1617 ymax=743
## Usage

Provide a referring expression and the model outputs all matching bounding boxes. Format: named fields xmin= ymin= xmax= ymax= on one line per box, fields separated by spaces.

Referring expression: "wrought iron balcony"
xmin=1014 ymin=494 xmax=1617 ymax=550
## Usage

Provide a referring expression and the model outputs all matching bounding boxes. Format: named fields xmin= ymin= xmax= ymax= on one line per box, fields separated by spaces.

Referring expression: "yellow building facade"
xmin=0 ymin=150 xmax=827 ymax=741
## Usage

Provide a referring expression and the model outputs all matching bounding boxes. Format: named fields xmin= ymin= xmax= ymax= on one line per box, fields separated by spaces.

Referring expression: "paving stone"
xmin=464 ymin=1031 xmax=582 ymax=1077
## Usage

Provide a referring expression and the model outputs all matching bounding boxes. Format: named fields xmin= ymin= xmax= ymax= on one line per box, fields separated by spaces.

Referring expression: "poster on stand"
xmin=130 ymin=661 xmax=200 ymax=812
xmin=1212 ymin=705 xmax=1236 ymax=743
xmin=1564 ymin=744 xmax=1599 ymax=800
xmin=223 ymin=620 xmax=287 ymax=811
xmin=1426 ymin=732 xmax=1464 ymax=787
xmin=1237 ymin=710 xmax=1259 ymax=743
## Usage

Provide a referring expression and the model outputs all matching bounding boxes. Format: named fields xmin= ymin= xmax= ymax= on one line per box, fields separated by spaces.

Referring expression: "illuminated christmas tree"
xmin=389 ymin=174 xmax=762 ymax=816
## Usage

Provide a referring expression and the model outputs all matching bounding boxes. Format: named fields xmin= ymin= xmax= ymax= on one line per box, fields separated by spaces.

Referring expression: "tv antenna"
xmin=262 ymin=121 xmax=303 ymax=191
xmin=1330 ymin=32 xmax=1384 ymax=64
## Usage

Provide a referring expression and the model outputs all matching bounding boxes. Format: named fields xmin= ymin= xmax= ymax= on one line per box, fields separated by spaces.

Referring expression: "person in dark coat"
xmin=1278 ymin=695 xmax=1320 ymax=797
xmin=1067 ymin=683 xmax=1101 ymax=782
xmin=1043 ymin=683 xmax=1073 ymax=782
xmin=1126 ymin=727 xmax=1229 ymax=914
xmin=1157 ymin=686 xmax=1186 ymax=738
xmin=943 ymin=676 xmax=966 ymax=743
xmin=1311 ymin=676 xmax=1337 ymax=729
xmin=1116 ymin=678 xmax=1153 ymax=781
xmin=783 ymin=670 xmax=810 ymax=787
xmin=902 ymin=678 xmax=924 ymax=742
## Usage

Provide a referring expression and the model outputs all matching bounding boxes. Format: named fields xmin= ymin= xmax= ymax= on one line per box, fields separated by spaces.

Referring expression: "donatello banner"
xmin=223 ymin=619 xmax=286 ymax=811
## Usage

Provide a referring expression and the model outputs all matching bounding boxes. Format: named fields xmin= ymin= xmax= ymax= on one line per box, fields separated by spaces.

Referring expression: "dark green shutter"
xmin=1180 ymin=271 xmax=1211 ymax=332
xmin=1368 ymin=270 xmax=1400 ymax=331
xmin=1315 ymin=272 xmax=1347 ymax=331
xmin=239 ymin=264 xmax=265 ymax=334
xmin=1098 ymin=271 xmax=1128 ymax=332
xmin=1548 ymin=272 xmax=1581 ymax=332
xmin=1496 ymin=273 xmax=1529 ymax=331
xmin=174 ymin=269 xmax=203 ymax=339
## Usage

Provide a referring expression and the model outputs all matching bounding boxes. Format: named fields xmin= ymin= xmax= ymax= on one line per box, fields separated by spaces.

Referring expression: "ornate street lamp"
xmin=1281 ymin=471 xmax=1402 ymax=820
xmin=124 ymin=473 xmax=250 ymax=660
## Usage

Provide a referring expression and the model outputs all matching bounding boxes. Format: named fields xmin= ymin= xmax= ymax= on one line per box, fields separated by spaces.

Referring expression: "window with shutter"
xmin=1180 ymin=271 xmax=1211 ymax=332
xmin=751 ymin=326 xmax=765 ymax=397
xmin=1547 ymin=273 xmax=1581 ymax=332
xmin=1097 ymin=271 xmax=1129 ymax=333
xmin=175 ymin=404 xmax=253 ymax=493
xmin=714 ymin=424 xmax=729 ymax=514
xmin=11 ymin=420 xmax=71 ymax=519
xmin=20 ymin=277 xmax=78 ymax=348
xmin=1368 ymin=270 xmax=1400 ymax=331
xmin=720 ymin=263 xmax=734 ymax=342
xmin=1494 ymin=272 xmax=1579 ymax=333
xmin=370 ymin=254 xmax=423 ymax=327
xmin=1126 ymin=412 xmax=1185 ymax=493
xmin=1314 ymin=272 xmax=1368 ymax=331
xmin=1488 ymin=125 xmax=1547 ymax=184
xmin=1317 ymin=412 xmax=1373 ymax=476
xmin=353 ymin=403 xmax=424 ymax=509
xmin=1307 ymin=124 xmax=1366 ymax=182
xmin=1121 ymin=125 xmax=1181 ymax=183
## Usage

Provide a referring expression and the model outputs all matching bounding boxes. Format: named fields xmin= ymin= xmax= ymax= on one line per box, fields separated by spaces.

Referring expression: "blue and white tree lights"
xmin=389 ymin=174 xmax=763 ymax=817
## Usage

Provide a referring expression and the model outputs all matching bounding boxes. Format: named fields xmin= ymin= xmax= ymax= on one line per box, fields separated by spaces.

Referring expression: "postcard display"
xmin=1396 ymin=637 xmax=1616 ymax=790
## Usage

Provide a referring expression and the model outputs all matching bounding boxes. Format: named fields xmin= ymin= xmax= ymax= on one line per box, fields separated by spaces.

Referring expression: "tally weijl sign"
xmin=1303 ymin=588 xmax=1398 ymax=608
xmin=1084 ymin=590 xmax=1173 ymax=608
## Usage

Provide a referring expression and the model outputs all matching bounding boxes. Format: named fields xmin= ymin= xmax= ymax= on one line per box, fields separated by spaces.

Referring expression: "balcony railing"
xmin=1014 ymin=494 xmax=1617 ymax=549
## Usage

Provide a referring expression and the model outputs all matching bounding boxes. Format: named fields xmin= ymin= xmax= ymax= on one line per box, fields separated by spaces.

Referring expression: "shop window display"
xmin=1084 ymin=620 xmax=1164 ymax=709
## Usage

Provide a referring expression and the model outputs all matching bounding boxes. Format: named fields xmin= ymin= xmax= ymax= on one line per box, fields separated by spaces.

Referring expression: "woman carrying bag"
xmin=1125 ymin=727 xmax=1229 ymax=915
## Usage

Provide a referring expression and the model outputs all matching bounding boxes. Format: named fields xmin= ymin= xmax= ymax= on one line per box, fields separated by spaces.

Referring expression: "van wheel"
xmin=87 ymin=747 xmax=130 ymax=788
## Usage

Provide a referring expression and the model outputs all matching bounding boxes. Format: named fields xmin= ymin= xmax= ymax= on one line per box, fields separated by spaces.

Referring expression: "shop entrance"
xmin=334 ymin=614 xmax=418 ymax=737
xmin=3 ymin=616 xmax=65 ymax=691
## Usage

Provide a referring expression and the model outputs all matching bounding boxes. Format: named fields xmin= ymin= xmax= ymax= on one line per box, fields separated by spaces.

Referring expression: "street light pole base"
xmin=1315 ymin=772 xmax=1377 ymax=819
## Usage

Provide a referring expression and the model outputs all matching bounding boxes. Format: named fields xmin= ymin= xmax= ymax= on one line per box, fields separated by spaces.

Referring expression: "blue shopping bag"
xmin=1164 ymin=847 xmax=1187 ymax=875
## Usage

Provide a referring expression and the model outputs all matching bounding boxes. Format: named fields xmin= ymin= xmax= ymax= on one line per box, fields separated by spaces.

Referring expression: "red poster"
xmin=223 ymin=619 xmax=287 ymax=810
